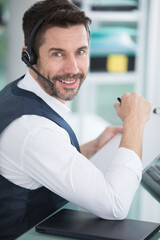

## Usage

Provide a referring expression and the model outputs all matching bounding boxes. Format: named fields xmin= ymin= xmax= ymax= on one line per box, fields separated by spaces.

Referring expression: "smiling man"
xmin=0 ymin=0 xmax=151 ymax=239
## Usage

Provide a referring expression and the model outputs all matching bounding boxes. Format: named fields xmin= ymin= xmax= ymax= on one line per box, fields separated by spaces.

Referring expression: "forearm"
xmin=120 ymin=119 xmax=144 ymax=159
xmin=80 ymin=139 xmax=98 ymax=159
xmin=81 ymin=126 xmax=123 ymax=159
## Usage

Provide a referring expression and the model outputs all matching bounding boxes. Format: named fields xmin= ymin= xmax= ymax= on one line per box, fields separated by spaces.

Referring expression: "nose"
xmin=64 ymin=54 xmax=79 ymax=74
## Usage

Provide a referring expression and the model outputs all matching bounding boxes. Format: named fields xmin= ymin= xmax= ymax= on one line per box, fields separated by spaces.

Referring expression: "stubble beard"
xmin=37 ymin=73 xmax=85 ymax=101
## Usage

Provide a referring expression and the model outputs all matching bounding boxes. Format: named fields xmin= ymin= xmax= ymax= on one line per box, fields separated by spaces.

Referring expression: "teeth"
xmin=60 ymin=80 xmax=76 ymax=84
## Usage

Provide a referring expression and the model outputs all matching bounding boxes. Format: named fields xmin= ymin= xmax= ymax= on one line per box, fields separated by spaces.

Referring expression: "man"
xmin=0 ymin=0 xmax=151 ymax=239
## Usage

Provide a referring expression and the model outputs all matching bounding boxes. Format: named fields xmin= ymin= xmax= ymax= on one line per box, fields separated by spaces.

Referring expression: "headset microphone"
xmin=21 ymin=13 xmax=54 ymax=87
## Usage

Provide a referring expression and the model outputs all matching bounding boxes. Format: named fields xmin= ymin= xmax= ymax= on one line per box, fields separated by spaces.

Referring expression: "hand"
xmin=114 ymin=93 xmax=151 ymax=127
xmin=95 ymin=126 xmax=123 ymax=151
xmin=113 ymin=93 xmax=151 ymax=158
xmin=80 ymin=126 xmax=122 ymax=159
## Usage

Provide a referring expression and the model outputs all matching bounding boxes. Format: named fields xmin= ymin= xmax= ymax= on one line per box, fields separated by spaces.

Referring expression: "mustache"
xmin=52 ymin=73 xmax=85 ymax=81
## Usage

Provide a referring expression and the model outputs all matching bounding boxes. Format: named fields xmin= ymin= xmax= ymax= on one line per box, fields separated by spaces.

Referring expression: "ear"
xmin=22 ymin=46 xmax=27 ymax=52
xmin=21 ymin=45 xmax=37 ymax=66
xmin=21 ymin=46 xmax=33 ymax=73
xmin=21 ymin=46 xmax=29 ymax=70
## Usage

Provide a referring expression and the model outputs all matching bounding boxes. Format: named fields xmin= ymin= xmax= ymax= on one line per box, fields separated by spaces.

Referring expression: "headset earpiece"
xmin=21 ymin=48 xmax=54 ymax=87
xmin=21 ymin=49 xmax=37 ymax=66
xmin=21 ymin=14 xmax=52 ymax=66
xmin=21 ymin=13 xmax=55 ymax=87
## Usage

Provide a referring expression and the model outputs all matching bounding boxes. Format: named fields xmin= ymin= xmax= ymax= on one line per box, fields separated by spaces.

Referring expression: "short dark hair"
xmin=22 ymin=0 xmax=91 ymax=54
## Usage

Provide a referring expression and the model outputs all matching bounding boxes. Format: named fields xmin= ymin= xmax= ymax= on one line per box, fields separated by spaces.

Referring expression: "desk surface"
xmin=17 ymin=183 xmax=160 ymax=240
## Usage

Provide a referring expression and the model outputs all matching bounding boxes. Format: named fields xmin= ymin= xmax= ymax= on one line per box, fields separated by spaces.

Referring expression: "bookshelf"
xmin=72 ymin=0 xmax=149 ymax=142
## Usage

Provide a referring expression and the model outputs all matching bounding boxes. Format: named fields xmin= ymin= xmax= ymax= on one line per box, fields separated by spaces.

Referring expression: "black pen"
xmin=117 ymin=97 xmax=121 ymax=103
xmin=153 ymin=107 xmax=160 ymax=114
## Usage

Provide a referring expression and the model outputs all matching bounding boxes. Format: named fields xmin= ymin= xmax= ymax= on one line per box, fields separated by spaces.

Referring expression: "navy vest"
xmin=0 ymin=76 xmax=80 ymax=240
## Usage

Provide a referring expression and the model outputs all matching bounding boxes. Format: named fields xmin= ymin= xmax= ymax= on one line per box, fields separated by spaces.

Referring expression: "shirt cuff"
xmin=113 ymin=147 xmax=142 ymax=182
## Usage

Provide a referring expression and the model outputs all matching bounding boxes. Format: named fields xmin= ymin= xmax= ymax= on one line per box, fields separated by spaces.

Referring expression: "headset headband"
xmin=27 ymin=13 xmax=52 ymax=52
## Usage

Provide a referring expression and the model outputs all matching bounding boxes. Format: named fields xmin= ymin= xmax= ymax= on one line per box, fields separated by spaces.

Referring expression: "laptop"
xmin=35 ymin=209 xmax=160 ymax=240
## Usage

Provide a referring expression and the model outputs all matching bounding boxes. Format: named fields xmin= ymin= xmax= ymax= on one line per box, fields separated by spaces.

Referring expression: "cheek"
xmin=78 ymin=58 xmax=89 ymax=73
xmin=43 ymin=61 xmax=63 ymax=75
xmin=86 ymin=58 xmax=89 ymax=69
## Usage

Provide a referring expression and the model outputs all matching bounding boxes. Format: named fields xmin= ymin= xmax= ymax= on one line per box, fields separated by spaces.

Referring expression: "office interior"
xmin=0 ymin=0 xmax=160 ymax=230
xmin=1 ymin=0 xmax=160 ymax=143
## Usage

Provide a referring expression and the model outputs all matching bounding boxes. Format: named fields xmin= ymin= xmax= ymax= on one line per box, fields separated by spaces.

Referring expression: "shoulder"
xmin=1 ymin=115 xmax=70 ymax=145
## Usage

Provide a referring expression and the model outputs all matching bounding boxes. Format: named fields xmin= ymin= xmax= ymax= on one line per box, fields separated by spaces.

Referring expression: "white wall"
xmin=7 ymin=0 xmax=37 ymax=82
xmin=146 ymin=0 xmax=160 ymax=106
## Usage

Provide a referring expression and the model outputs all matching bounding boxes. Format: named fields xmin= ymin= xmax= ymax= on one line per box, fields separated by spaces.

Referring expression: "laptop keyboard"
xmin=142 ymin=157 xmax=160 ymax=197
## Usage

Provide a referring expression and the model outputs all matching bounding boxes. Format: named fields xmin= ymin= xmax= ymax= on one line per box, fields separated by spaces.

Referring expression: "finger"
xmin=114 ymin=126 xmax=123 ymax=133
xmin=114 ymin=102 xmax=120 ymax=111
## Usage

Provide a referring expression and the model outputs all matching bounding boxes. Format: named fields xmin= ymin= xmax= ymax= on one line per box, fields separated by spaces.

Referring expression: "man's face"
xmin=34 ymin=24 xmax=89 ymax=103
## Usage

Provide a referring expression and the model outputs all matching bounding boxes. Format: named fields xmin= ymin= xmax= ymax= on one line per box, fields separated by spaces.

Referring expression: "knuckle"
xmin=122 ymin=92 xmax=129 ymax=100
xmin=132 ymin=92 xmax=137 ymax=96
xmin=132 ymin=92 xmax=139 ymax=100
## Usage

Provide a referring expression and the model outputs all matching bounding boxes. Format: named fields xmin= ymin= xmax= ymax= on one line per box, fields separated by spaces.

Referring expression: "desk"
xmin=17 ymin=183 xmax=160 ymax=240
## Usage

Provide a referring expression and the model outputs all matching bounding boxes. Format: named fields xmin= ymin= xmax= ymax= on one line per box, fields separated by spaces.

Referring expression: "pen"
xmin=117 ymin=97 xmax=121 ymax=103
xmin=153 ymin=107 xmax=160 ymax=114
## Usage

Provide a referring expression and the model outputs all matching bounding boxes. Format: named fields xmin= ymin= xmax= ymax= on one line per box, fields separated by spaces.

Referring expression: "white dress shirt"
xmin=0 ymin=71 xmax=142 ymax=220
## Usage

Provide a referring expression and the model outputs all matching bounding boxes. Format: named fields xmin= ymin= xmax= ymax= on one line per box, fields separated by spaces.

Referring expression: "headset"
xmin=21 ymin=14 xmax=54 ymax=87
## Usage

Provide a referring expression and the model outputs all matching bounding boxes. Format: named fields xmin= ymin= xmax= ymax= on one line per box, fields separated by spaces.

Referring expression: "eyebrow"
xmin=48 ymin=45 xmax=88 ymax=53
xmin=78 ymin=46 xmax=88 ymax=50
xmin=48 ymin=48 xmax=64 ymax=53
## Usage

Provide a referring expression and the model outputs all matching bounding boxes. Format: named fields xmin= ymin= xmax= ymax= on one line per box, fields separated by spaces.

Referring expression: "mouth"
xmin=57 ymin=78 xmax=79 ymax=88
xmin=59 ymin=79 xmax=76 ymax=84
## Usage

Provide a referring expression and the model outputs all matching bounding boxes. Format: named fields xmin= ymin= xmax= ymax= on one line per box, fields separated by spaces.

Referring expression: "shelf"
xmin=71 ymin=0 xmax=149 ymax=127
xmin=87 ymin=11 xmax=140 ymax=22
xmin=87 ymin=72 xmax=137 ymax=85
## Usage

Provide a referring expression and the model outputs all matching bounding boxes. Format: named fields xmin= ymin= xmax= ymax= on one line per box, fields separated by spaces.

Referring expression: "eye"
xmin=53 ymin=52 xmax=62 ymax=57
xmin=76 ymin=50 xmax=84 ymax=55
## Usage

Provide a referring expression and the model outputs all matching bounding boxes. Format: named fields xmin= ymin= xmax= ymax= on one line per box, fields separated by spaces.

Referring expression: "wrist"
xmin=123 ymin=117 xmax=145 ymax=133
xmin=121 ymin=118 xmax=145 ymax=159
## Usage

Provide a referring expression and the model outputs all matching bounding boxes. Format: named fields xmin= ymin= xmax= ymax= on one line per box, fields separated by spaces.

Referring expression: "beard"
xmin=37 ymin=72 xmax=86 ymax=101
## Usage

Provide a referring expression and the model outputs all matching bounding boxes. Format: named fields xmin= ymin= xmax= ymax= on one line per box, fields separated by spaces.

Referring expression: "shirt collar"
xmin=18 ymin=70 xmax=71 ymax=122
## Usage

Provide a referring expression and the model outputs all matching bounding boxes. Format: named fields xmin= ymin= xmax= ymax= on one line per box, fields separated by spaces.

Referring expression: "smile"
xmin=58 ymin=79 xmax=78 ymax=85
xmin=59 ymin=79 xmax=76 ymax=84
